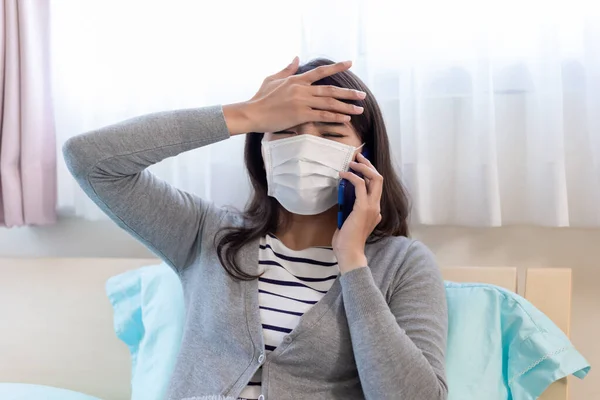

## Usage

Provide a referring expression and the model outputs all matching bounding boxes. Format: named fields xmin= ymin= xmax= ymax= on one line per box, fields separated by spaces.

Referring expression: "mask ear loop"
xmin=352 ymin=143 xmax=366 ymax=164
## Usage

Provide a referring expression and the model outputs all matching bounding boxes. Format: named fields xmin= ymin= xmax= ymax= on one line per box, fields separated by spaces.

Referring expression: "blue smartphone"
xmin=338 ymin=147 xmax=370 ymax=229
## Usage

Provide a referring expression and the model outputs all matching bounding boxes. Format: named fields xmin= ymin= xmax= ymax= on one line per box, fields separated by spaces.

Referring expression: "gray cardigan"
xmin=62 ymin=106 xmax=448 ymax=400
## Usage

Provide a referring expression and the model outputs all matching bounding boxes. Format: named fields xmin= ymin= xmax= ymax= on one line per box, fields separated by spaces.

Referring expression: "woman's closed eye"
xmin=271 ymin=131 xmax=347 ymax=140
xmin=273 ymin=130 xmax=296 ymax=135
xmin=322 ymin=132 xmax=346 ymax=138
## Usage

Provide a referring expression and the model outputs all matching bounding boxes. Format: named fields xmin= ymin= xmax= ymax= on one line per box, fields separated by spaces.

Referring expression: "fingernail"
xmin=350 ymin=161 xmax=358 ymax=165
xmin=344 ymin=60 xmax=352 ymax=67
xmin=357 ymin=91 xmax=367 ymax=99
xmin=343 ymin=115 xmax=351 ymax=121
xmin=354 ymin=105 xmax=364 ymax=112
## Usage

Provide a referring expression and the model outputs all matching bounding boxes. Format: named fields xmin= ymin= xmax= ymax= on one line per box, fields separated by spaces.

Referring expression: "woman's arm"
xmin=339 ymin=242 xmax=448 ymax=400
xmin=333 ymin=151 xmax=447 ymax=398
xmin=63 ymin=106 xmax=234 ymax=271
xmin=63 ymin=59 xmax=365 ymax=272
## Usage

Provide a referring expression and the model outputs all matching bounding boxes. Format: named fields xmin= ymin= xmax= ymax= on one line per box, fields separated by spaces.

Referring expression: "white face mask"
xmin=262 ymin=135 xmax=364 ymax=215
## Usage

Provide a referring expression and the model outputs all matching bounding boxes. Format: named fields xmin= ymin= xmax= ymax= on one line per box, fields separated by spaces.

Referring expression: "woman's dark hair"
xmin=216 ymin=58 xmax=410 ymax=280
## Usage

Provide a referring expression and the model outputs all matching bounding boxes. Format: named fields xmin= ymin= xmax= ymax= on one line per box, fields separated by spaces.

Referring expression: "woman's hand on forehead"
xmin=223 ymin=58 xmax=367 ymax=135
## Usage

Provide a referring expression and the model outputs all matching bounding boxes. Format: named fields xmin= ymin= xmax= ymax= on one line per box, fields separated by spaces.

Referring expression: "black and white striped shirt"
xmin=237 ymin=233 xmax=339 ymax=400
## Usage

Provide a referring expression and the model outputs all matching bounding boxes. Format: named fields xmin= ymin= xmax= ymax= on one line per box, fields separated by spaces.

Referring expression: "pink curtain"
xmin=0 ymin=0 xmax=56 ymax=227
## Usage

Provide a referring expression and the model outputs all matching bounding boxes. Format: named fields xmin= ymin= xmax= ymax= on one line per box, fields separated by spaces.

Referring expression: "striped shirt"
xmin=237 ymin=233 xmax=339 ymax=400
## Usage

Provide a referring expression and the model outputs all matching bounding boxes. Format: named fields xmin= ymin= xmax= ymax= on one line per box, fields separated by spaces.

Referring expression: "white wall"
xmin=1 ymin=219 xmax=598 ymax=399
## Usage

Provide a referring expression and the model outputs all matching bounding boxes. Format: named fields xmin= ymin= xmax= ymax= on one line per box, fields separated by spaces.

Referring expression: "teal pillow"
xmin=445 ymin=282 xmax=590 ymax=400
xmin=106 ymin=264 xmax=184 ymax=400
xmin=0 ymin=383 xmax=100 ymax=400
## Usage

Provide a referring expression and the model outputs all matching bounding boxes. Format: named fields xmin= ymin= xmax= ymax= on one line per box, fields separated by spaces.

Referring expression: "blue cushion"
xmin=445 ymin=282 xmax=590 ymax=400
xmin=0 ymin=383 xmax=100 ymax=400
xmin=106 ymin=264 xmax=184 ymax=400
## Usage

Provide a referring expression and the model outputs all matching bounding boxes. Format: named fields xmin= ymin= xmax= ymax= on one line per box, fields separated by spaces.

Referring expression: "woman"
xmin=64 ymin=58 xmax=448 ymax=400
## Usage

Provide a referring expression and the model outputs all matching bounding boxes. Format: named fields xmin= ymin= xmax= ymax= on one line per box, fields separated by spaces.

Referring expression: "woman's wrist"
xmin=222 ymin=102 xmax=256 ymax=135
xmin=338 ymin=253 xmax=368 ymax=274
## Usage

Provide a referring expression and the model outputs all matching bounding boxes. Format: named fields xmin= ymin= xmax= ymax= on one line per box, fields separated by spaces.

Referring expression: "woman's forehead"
xmin=292 ymin=121 xmax=355 ymax=131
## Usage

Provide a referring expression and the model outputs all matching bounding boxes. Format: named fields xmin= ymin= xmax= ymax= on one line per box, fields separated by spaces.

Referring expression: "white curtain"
xmin=50 ymin=0 xmax=600 ymax=227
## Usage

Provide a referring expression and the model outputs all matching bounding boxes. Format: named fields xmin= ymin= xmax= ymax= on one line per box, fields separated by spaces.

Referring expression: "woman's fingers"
xmin=309 ymin=97 xmax=364 ymax=116
xmin=307 ymin=110 xmax=352 ymax=124
xmin=357 ymin=152 xmax=376 ymax=169
xmin=339 ymin=170 xmax=368 ymax=202
xmin=311 ymin=85 xmax=366 ymax=100
xmin=349 ymin=156 xmax=384 ymax=200
xmin=267 ymin=56 xmax=300 ymax=81
xmin=297 ymin=61 xmax=352 ymax=83
xmin=348 ymin=161 xmax=378 ymax=181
